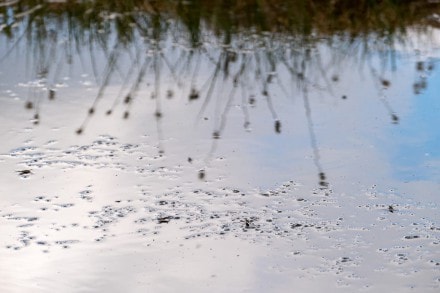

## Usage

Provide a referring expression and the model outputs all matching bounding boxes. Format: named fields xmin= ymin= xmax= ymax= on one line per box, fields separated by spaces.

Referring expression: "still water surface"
xmin=0 ymin=2 xmax=440 ymax=292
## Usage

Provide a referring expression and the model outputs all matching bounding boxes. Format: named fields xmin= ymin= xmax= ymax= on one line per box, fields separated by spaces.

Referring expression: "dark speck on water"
xmin=157 ymin=216 xmax=173 ymax=224
xmin=275 ymin=120 xmax=281 ymax=133
xmin=17 ymin=170 xmax=32 ymax=176
xmin=33 ymin=114 xmax=39 ymax=125
xmin=25 ymin=101 xmax=33 ymax=109
xmin=189 ymin=88 xmax=199 ymax=100
xmin=198 ymin=169 xmax=205 ymax=180
xmin=381 ymin=79 xmax=391 ymax=87
xmin=404 ymin=235 xmax=420 ymax=240
xmin=48 ymin=89 xmax=55 ymax=100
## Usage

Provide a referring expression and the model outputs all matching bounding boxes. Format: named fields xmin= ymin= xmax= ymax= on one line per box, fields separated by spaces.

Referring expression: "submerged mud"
xmin=0 ymin=133 xmax=438 ymax=291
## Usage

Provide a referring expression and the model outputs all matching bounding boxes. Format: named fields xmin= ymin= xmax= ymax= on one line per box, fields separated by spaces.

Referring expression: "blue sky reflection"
xmin=388 ymin=58 xmax=440 ymax=183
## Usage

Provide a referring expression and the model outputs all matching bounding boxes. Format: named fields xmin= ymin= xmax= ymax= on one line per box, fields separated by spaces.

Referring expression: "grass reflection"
xmin=2 ymin=0 xmax=439 ymax=40
xmin=1 ymin=0 xmax=439 ymax=188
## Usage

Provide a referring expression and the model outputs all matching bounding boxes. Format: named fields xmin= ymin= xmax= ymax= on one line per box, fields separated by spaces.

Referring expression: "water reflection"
xmin=1 ymin=0 xmax=440 ymax=188
xmin=1 ymin=2 xmax=440 ymax=292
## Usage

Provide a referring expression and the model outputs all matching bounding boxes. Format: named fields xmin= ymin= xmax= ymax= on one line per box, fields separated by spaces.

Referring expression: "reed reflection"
xmin=1 ymin=0 xmax=439 ymax=188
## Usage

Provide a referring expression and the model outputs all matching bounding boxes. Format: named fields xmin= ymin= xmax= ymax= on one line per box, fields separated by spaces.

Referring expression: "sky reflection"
xmin=389 ymin=62 xmax=440 ymax=183
xmin=1 ymin=3 xmax=440 ymax=292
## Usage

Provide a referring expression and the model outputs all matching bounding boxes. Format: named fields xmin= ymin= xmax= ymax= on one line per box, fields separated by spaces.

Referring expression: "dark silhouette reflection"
xmin=303 ymin=88 xmax=329 ymax=190
xmin=1 ymin=0 xmax=440 ymax=182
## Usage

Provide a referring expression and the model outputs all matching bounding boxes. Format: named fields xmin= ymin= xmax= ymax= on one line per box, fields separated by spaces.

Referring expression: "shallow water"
xmin=1 ymin=3 xmax=440 ymax=292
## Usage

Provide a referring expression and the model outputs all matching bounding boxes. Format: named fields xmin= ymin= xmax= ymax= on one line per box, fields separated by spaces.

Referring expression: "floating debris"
xmin=16 ymin=169 xmax=32 ymax=178
xmin=275 ymin=120 xmax=281 ymax=133
xmin=124 ymin=95 xmax=131 ymax=104
xmin=381 ymin=79 xmax=391 ymax=87
xmin=249 ymin=96 xmax=256 ymax=105
xmin=157 ymin=216 xmax=174 ymax=224
xmin=48 ymin=89 xmax=56 ymax=100
xmin=189 ymin=88 xmax=199 ymax=100
xmin=25 ymin=101 xmax=33 ymax=109
xmin=198 ymin=169 xmax=205 ymax=180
